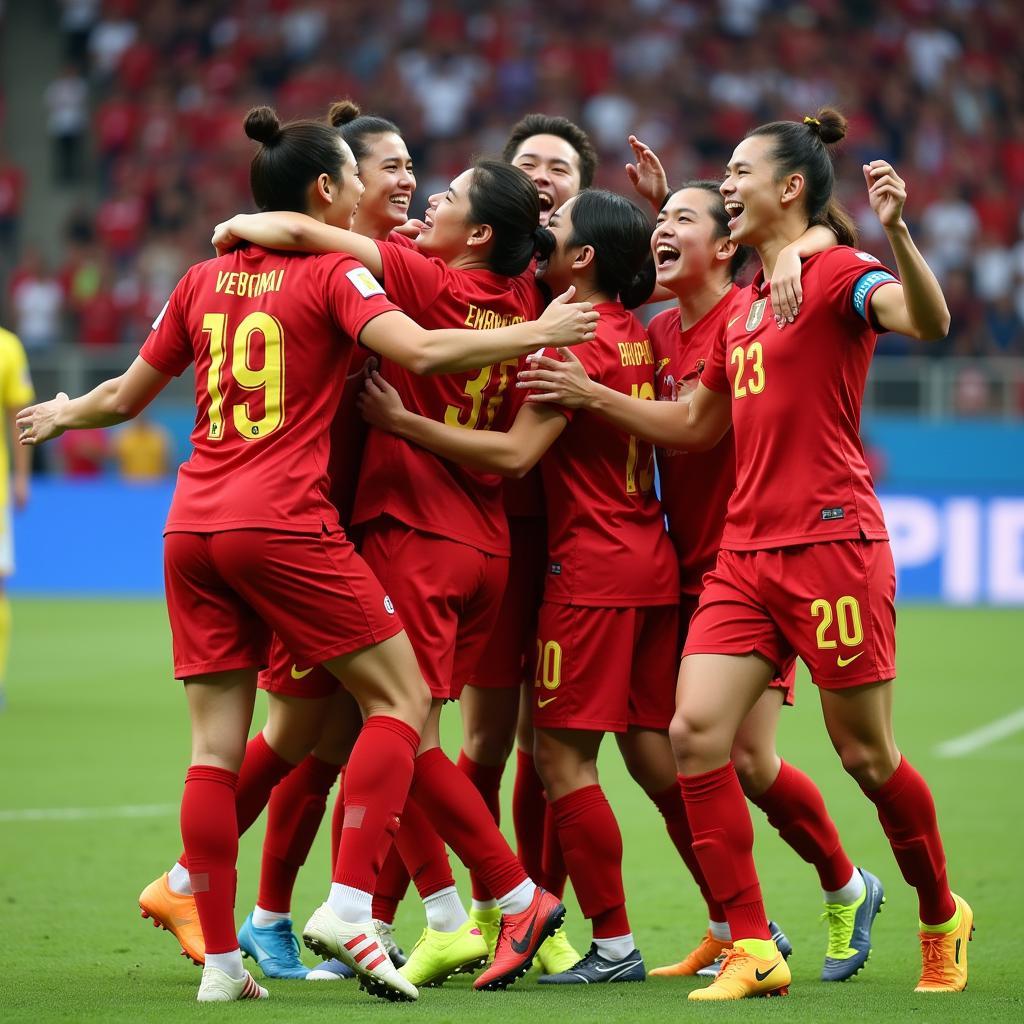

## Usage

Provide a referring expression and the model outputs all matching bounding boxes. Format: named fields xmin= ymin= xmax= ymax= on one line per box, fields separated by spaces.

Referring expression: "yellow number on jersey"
xmin=730 ymin=341 xmax=765 ymax=399
xmin=534 ymin=639 xmax=563 ymax=690
xmin=625 ymin=380 xmax=656 ymax=494
xmin=444 ymin=359 xmax=518 ymax=431
xmin=203 ymin=311 xmax=285 ymax=441
xmin=810 ymin=595 xmax=865 ymax=649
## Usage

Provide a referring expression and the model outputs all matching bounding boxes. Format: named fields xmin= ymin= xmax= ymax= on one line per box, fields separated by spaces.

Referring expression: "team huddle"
xmin=16 ymin=101 xmax=973 ymax=1005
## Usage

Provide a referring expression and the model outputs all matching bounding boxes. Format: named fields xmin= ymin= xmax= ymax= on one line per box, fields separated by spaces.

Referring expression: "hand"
xmin=517 ymin=347 xmax=596 ymax=409
xmin=625 ymin=135 xmax=669 ymax=211
xmin=212 ymin=218 xmax=243 ymax=256
xmin=536 ymin=286 xmax=599 ymax=348
xmin=863 ymin=160 xmax=907 ymax=231
xmin=357 ymin=371 xmax=408 ymax=432
xmin=16 ymin=392 xmax=70 ymax=446
xmin=13 ymin=474 xmax=29 ymax=511
xmin=392 ymin=218 xmax=427 ymax=239
xmin=770 ymin=243 xmax=804 ymax=326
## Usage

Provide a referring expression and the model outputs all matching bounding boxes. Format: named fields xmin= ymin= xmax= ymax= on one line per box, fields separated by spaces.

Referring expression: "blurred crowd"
xmin=2 ymin=0 xmax=1023 ymax=364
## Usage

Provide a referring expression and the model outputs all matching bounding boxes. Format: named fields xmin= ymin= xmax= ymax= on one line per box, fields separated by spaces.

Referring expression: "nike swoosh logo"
xmin=537 ymin=696 xmax=558 ymax=708
xmin=955 ymin=937 xmax=961 ymax=964
xmin=510 ymin=916 xmax=536 ymax=955
xmin=291 ymin=665 xmax=314 ymax=679
xmin=593 ymin=959 xmax=639 ymax=974
xmin=836 ymin=652 xmax=863 ymax=668
xmin=728 ymin=314 xmax=743 ymax=328
xmin=754 ymin=963 xmax=779 ymax=982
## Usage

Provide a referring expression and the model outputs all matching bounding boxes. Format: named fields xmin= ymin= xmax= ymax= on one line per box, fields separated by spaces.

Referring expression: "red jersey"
xmin=702 ymin=246 xmax=898 ymax=550
xmin=649 ymin=290 xmax=739 ymax=595
xmin=141 ymin=245 xmax=399 ymax=534
xmin=541 ymin=302 xmax=678 ymax=607
xmin=352 ymin=241 xmax=544 ymax=556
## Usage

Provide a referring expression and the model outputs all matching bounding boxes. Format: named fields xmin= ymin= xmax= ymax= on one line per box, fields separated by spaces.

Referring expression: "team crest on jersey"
xmin=346 ymin=267 xmax=385 ymax=298
xmin=855 ymin=251 xmax=880 ymax=263
xmin=745 ymin=298 xmax=768 ymax=331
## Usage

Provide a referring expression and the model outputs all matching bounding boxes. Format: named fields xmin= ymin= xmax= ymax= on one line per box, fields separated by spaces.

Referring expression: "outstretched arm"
xmin=861 ymin=161 xmax=950 ymax=340
xmin=359 ymin=372 xmax=567 ymax=477
xmin=518 ymin=347 xmax=731 ymax=451
xmin=213 ymin=213 xmax=385 ymax=278
xmin=16 ymin=357 xmax=171 ymax=446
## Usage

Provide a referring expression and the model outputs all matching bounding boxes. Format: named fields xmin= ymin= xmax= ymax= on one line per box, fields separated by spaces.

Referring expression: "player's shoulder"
xmin=810 ymin=245 xmax=890 ymax=274
xmin=647 ymin=305 xmax=680 ymax=342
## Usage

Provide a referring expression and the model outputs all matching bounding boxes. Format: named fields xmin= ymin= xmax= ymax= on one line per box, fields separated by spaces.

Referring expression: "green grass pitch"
xmin=1 ymin=599 xmax=1021 ymax=1022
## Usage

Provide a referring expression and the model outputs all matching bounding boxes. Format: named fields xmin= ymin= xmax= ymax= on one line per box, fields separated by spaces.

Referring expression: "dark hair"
xmin=747 ymin=107 xmax=858 ymax=246
xmin=467 ymin=160 xmax=552 ymax=276
xmin=502 ymin=113 xmax=598 ymax=189
xmin=245 ymin=105 xmax=346 ymax=213
xmin=669 ymin=180 xmax=752 ymax=281
xmin=565 ymin=189 xmax=655 ymax=309
xmin=327 ymin=99 xmax=402 ymax=164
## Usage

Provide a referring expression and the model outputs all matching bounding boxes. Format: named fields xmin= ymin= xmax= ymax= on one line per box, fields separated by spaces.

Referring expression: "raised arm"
xmin=861 ymin=160 xmax=950 ymax=340
xmin=16 ymin=357 xmax=171 ymax=446
xmin=358 ymin=287 xmax=598 ymax=375
xmin=518 ymin=347 xmax=731 ymax=451
xmin=625 ymin=135 xmax=670 ymax=214
xmin=359 ymin=371 xmax=567 ymax=477
xmin=213 ymin=213 xmax=385 ymax=278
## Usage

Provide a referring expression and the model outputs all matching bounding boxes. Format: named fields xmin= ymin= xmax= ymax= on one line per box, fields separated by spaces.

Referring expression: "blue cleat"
xmin=821 ymin=867 xmax=885 ymax=981
xmin=238 ymin=912 xmax=311 ymax=980
xmin=696 ymin=920 xmax=792 ymax=978
xmin=537 ymin=943 xmax=646 ymax=985
xmin=306 ymin=958 xmax=356 ymax=981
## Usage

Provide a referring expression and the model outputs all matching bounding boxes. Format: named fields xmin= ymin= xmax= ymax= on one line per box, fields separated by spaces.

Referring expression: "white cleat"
xmin=303 ymin=903 xmax=418 ymax=1002
xmin=196 ymin=966 xmax=268 ymax=1002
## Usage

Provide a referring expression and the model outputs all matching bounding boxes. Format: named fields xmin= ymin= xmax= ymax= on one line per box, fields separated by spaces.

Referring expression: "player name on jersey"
xmin=463 ymin=303 xmax=526 ymax=329
xmin=214 ymin=269 xmax=286 ymax=298
xmin=618 ymin=339 xmax=655 ymax=366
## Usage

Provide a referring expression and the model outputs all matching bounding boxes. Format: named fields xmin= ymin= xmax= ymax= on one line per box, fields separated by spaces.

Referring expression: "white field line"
xmin=935 ymin=707 xmax=1024 ymax=758
xmin=0 ymin=802 xmax=177 ymax=823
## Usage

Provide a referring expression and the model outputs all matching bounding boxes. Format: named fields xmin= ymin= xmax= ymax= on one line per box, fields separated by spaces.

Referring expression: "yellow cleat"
xmin=687 ymin=941 xmax=790 ymax=1001
xmin=915 ymin=894 xmax=973 ymax=993
xmin=650 ymin=930 xmax=730 ymax=976
xmin=537 ymin=925 xmax=582 ymax=975
xmin=139 ymin=873 xmax=205 ymax=966
xmin=469 ymin=905 xmax=501 ymax=961
xmin=399 ymin=919 xmax=489 ymax=987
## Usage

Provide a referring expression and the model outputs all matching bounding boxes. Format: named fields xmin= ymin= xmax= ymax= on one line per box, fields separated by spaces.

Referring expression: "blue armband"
xmin=852 ymin=269 xmax=898 ymax=321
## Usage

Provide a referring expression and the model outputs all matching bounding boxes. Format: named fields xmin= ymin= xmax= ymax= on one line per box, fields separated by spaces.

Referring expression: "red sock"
xmin=257 ymin=754 xmax=340 ymax=913
xmin=650 ymin=780 xmax=725 ymax=920
xmin=512 ymin=748 xmax=546 ymax=880
xmin=333 ymin=716 xmax=419 ymax=893
xmin=862 ymin=756 xmax=955 ymax=925
xmin=330 ymin=768 xmax=345 ymax=872
xmin=457 ymin=751 xmax=505 ymax=901
xmin=539 ymin=802 xmax=567 ymax=898
xmin=372 ymin=844 xmax=411 ymax=924
xmin=178 ymin=732 xmax=293 ymax=869
xmin=750 ymin=760 xmax=854 ymax=893
xmin=679 ymin=763 xmax=770 ymax=941
xmin=392 ymin=793 xmax=455 ymax=901
xmin=410 ymin=747 xmax=527 ymax=899
xmin=181 ymin=764 xmax=240 ymax=954
xmin=550 ymin=784 xmax=629 ymax=937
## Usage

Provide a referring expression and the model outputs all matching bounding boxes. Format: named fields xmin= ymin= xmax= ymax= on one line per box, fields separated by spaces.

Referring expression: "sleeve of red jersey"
xmin=320 ymin=254 xmax=403 ymax=341
xmin=698 ymin=312 xmax=731 ymax=394
xmin=373 ymin=239 xmax=448 ymax=318
xmin=819 ymin=246 xmax=900 ymax=333
xmin=139 ymin=275 xmax=194 ymax=377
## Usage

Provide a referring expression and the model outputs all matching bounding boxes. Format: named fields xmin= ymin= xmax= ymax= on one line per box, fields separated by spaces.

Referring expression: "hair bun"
xmin=244 ymin=106 xmax=281 ymax=145
xmin=805 ymin=107 xmax=847 ymax=146
xmin=328 ymin=99 xmax=361 ymax=128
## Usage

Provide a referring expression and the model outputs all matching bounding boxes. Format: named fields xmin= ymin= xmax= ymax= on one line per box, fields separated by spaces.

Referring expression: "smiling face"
xmin=720 ymin=134 xmax=790 ymax=247
xmin=414 ymin=167 xmax=476 ymax=263
xmin=510 ymin=133 xmax=582 ymax=226
xmin=652 ymin=187 xmax=735 ymax=291
xmin=324 ymin=139 xmax=364 ymax=229
xmin=536 ymin=195 xmax=581 ymax=292
xmin=353 ymin=132 xmax=416 ymax=237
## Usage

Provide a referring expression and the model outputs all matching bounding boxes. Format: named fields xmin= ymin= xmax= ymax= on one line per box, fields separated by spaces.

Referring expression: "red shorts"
xmin=164 ymin=528 xmax=404 ymax=680
xmin=258 ymin=634 xmax=340 ymax=699
xmin=684 ymin=540 xmax=896 ymax=689
xmin=679 ymin=592 xmax=795 ymax=705
xmin=532 ymin=602 xmax=678 ymax=732
xmin=468 ymin=516 xmax=547 ymax=690
xmin=361 ymin=518 xmax=508 ymax=701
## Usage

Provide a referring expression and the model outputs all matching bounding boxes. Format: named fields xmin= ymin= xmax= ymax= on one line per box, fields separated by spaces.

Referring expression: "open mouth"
xmin=724 ymin=200 xmax=744 ymax=230
xmin=420 ymin=209 xmax=435 ymax=231
xmin=655 ymin=243 xmax=681 ymax=267
xmin=537 ymin=192 xmax=554 ymax=213
xmin=388 ymin=194 xmax=410 ymax=211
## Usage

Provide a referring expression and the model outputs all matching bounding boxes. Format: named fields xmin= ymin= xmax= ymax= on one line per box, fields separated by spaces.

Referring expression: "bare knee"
xmin=669 ymin=710 xmax=730 ymax=776
xmin=731 ymin=737 xmax=781 ymax=798
xmin=462 ymin=719 xmax=516 ymax=766
xmin=534 ymin=738 xmax=596 ymax=801
xmin=834 ymin=738 xmax=900 ymax=790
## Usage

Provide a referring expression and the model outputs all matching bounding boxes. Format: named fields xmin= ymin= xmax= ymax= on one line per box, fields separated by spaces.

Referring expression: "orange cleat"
xmin=650 ymin=930 xmax=730 ymax=976
xmin=687 ymin=941 xmax=791 ymax=1001
xmin=139 ymin=873 xmax=205 ymax=966
xmin=474 ymin=888 xmax=565 ymax=991
xmin=915 ymin=894 xmax=973 ymax=994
